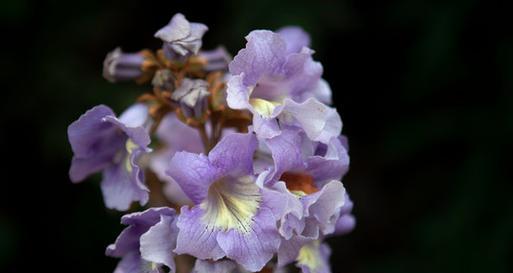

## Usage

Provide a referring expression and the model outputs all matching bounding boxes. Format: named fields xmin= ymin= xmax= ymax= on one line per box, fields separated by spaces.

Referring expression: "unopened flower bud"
xmin=172 ymin=78 xmax=209 ymax=119
xmin=103 ymin=47 xmax=145 ymax=83
xmin=199 ymin=46 xmax=232 ymax=71
xmin=154 ymin=13 xmax=208 ymax=60
xmin=151 ymin=69 xmax=175 ymax=91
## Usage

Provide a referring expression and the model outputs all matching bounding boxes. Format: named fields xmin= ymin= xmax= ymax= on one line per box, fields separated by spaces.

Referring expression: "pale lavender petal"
xmin=107 ymin=207 xmax=176 ymax=257
xmin=306 ymin=137 xmax=349 ymax=185
xmin=216 ymin=206 xmax=281 ymax=272
xmin=69 ymin=155 xmax=115 ymax=183
xmin=226 ymin=74 xmax=251 ymax=110
xmin=155 ymin=13 xmax=208 ymax=56
xmin=103 ymin=48 xmax=145 ymax=83
xmin=339 ymin=192 xmax=353 ymax=215
xmin=103 ymin=115 xmax=150 ymax=149
xmin=68 ymin=105 xmax=123 ymax=182
xmin=229 ymin=30 xmax=287 ymax=86
xmin=302 ymin=181 xmax=345 ymax=235
xmin=310 ymin=79 xmax=332 ymax=105
xmin=192 ymin=259 xmax=237 ymax=273
xmin=265 ymin=182 xmax=304 ymax=239
xmin=174 ymin=206 xmax=226 ymax=260
xmin=280 ymin=98 xmax=342 ymax=144
xmin=263 ymin=127 xmax=306 ymax=184
xmin=167 ymin=152 xmax=220 ymax=204
xmin=118 ymin=103 xmax=150 ymax=129
xmin=106 ymin=225 xmax=142 ymax=257
xmin=333 ymin=192 xmax=355 ymax=235
xmin=101 ymin=159 xmax=148 ymax=211
xmin=333 ymin=214 xmax=356 ymax=236
xmin=121 ymin=207 xmax=176 ymax=226
xmin=155 ymin=13 xmax=190 ymax=42
xmin=339 ymin=134 xmax=349 ymax=151
xmin=297 ymin=241 xmax=331 ymax=273
xmin=283 ymin=49 xmax=323 ymax=98
xmin=112 ymin=251 xmax=143 ymax=273
xmin=277 ymin=235 xmax=313 ymax=267
xmin=140 ymin=214 xmax=178 ymax=271
xmin=252 ymin=115 xmax=281 ymax=139
xmin=199 ymin=46 xmax=232 ymax=71
xmin=68 ymin=105 xmax=116 ymax=156
xmin=154 ymin=113 xmax=202 ymax=153
xmin=150 ymin=150 xmax=192 ymax=206
xmin=277 ymin=26 xmax=311 ymax=54
xmin=208 ymin=132 xmax=257 ymax=177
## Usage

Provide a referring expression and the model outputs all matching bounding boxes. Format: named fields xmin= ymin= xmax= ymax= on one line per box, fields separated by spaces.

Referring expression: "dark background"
xmin=1 ymin=0 xmax=512 ymax=272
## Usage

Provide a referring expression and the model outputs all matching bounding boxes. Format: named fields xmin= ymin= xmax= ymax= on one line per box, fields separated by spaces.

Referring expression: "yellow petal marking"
xmin=124 ymin=139 xmax=138 ymax=173
xmin=201 ymin=176 xmax=261 ymax=233
xmin=297 ymin=241 xmax=322 ymax=272
xmin=249 ymin=98 xmax=281 ymax=117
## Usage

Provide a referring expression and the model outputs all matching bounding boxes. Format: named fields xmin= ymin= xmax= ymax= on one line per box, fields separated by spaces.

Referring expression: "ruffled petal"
xmin=216 ymin=206 xmax=281 ymax=271
xmin=68 ymin=105 xmax=123 ymax=182
xmin=174 ymin=206 xmax=226 ymax=260
xmin=283 ymin=49 xmax=323 ymax=98
xmin=280 ymin=98 xmax=342 ymax=144
xmin=277 ymin=235 xmax=313 ymax=267
xmin=167 ymin=152 xmax=220 ymax=204
xmin=306 ymin=137 xmax=349 ymax=185
xmin=154 ymin=13 xmax=190 ymax=42
xmin=229 ymin=30 xmax=287 ymax=86
xmin=101 ymin=162 xmax=149 ymax=211
xmin=277 ymin=26 xmax=311 ymax=54
xmin=265 ymin=182 xmax=304 ymax=239
xmin=226 ymin=74 xmax=251 ymax=110
xmin=107 ymin=208 xmax=176 ymax=257
xmin=68 ymin=105 xmax=117 ymax=156
xmin=301 ymin=181 xmax=345 ymax=235
xmin=252 ymin=114 xmax=281 ymax=139
xmin=208 ymin=132 xmax=257 ymax=177
xmin=263 ymin=127 xmax=306 ymax=184
xmin=140 ymin=214 xmax=178 ymax=271
xmin=112 ymin=251 xmax=143 ymax=273
xmin=296 ymin=241 xmax=332 ymax=273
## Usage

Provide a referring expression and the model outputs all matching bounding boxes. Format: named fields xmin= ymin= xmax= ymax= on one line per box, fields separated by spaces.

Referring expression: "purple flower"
xmin=333 ymin=192 xmax=356 ymax=236
xmin=103 ymin=48 xmax=146 ymax=83
xmin=227 ymin=30 xmax=340 ymax=142
xmin=199 ymin=46 xmax=232 ymax=71
xmin=171 ymin=78 xmax=210 ymax=119
xmin=67 ymin=104 xmax=151 ymax=210
xmin=106 ymin=207 xmax=178 ymax=273
xmin=295 ymin=240 xmax=332 ymax=273
xmin=166 ymin=133 xmax=282 ymax=272
xmin=155 ymin=13 xmax=208 ymax=59
xmin=149 ymin=113 xmax=203 ymax=206
xmin=255 ymin=128 xmax=348 ymax=267
xmin=276 ymin=26 xmax=311 ymax=55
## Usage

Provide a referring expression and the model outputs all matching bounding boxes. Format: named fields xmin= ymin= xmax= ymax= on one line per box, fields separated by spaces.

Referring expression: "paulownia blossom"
xmin=68 ymin=104 xmax=151 ymax=210
xmin=227 ymin=29 xmax=341 ymax=143
xmin=167 ymin=133 xmax=282 ymax=271
xmin=67 ymin=12 xmax=355 ymax=273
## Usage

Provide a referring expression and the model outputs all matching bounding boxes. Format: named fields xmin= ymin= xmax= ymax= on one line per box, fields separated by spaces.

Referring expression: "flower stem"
xmin=198 ymin=124 xmax=210 ymax=152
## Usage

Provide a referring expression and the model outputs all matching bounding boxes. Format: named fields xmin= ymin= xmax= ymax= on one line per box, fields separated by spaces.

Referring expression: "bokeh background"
xmin=2 ymin=0 xmax=512 ymax=272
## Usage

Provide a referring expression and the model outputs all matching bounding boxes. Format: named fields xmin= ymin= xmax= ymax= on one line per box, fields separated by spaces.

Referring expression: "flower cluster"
xmin=67 ymin=13 xmax=355 ymax=273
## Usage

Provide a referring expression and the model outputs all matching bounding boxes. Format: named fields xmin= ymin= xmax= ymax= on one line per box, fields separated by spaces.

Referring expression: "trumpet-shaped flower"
xmin=67 ymin=104 xmax=151 ymax=210
xmin=166 ymin=133 xmax=282 ymax=272
xmin=227 ymin=30 xmax=340 ymax=142
xmin=106 ymin=207 xmax=178 ymax=273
